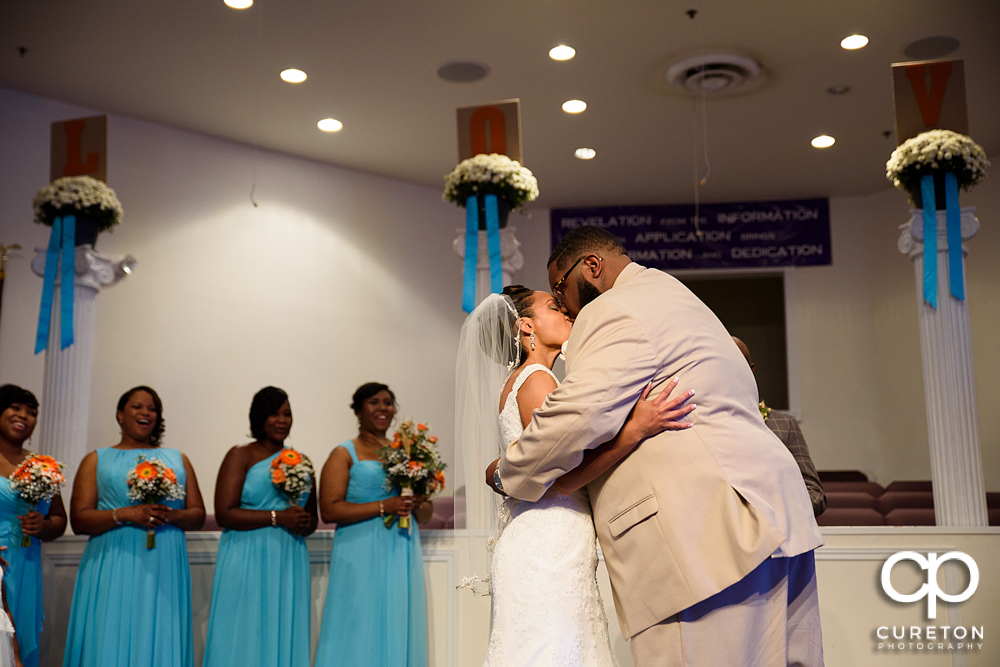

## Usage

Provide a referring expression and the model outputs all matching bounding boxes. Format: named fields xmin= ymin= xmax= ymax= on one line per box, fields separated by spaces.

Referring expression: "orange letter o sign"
xmin=469 ymin=106 xmax=506 ymax=157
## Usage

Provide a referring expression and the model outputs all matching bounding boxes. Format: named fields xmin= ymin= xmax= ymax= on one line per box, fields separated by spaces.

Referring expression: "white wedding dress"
xmin=484 ymin=364 xmax=618 ymax=667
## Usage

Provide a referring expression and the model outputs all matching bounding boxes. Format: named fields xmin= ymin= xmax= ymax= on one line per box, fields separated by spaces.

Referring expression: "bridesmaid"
xmin=314 ymin=383 xmax=432 ymax=667
xmin=203 ymin=386 xmax=317 ymax=667
xmin=0 ymin=385 xmax=66 ymax=667
xmin=63 ymin=386 xmax=205 ymax=667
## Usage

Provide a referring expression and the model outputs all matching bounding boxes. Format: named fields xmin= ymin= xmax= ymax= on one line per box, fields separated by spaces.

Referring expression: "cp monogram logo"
xmin=881 ymin=551 xmax=979 ymax=619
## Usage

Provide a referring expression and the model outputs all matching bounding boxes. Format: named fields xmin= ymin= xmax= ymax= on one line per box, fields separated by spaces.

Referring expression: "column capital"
xmin=898 ymin=207 xmax=979 ymax=259
xmin=31 ymin=245 xmax=136 ymax=291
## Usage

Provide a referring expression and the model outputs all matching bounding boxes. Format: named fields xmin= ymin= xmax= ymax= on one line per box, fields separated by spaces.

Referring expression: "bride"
xmin=457 ymin=286 xmax=694 ymax=667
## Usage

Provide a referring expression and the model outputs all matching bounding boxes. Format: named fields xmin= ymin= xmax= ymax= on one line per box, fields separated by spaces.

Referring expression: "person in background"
xmin=203 ymin=386 xmax=317 ymax=667
xmin=0 ymin=385 xmax=66 ymax=667
xmin=315 ymin=383 xmax=432 ymax=667
xmin=63 ymin=386 xmax=205 ymax=667
xmin=733 ymin=337 xmax=827 ymax=517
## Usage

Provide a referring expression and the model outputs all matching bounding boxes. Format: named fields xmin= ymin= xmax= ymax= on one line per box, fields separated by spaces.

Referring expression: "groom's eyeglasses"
xmin=552 ymin=256 xmax=586 ymax=297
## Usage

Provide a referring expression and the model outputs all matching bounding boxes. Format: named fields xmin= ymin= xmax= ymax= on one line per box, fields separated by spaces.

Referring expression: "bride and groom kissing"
xmin=458 ymin=226 xmax=824 ymax=667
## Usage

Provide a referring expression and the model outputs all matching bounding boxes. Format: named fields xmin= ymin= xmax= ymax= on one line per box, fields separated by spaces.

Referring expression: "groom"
xmin=495 ymin=226 xmax=824 ymax=666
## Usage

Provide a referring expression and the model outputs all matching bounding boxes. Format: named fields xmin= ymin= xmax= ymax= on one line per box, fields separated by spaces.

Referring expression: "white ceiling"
xmin=2 ymin=0 xmax=998 ymax=209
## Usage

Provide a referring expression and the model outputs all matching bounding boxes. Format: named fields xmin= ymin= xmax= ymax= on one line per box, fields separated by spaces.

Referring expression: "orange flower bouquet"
xmin=378 ymin=421 xmax=446 ymax=530
xmin=270 ymin=448 xmax=315 ymax=507
xmin=126 ymin=455 xmax=184 ymax=548
xmin=9 ymin=454 xmax=66 ymax=546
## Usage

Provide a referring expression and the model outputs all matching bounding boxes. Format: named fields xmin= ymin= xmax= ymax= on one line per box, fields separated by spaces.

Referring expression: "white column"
xmin=898 ymin=207 xmax=987 ymax=526
xmin=31 ymin=245 xmax=135 ymax=485
xmin=453 ymin=226 xmax=524 ymax=311
xmin=452 ymin=226 xmax=522 ymax=533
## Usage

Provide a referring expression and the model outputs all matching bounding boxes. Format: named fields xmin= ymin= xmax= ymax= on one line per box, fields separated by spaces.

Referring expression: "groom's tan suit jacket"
xmin=499 ymin=263 xmax=823 ymax=639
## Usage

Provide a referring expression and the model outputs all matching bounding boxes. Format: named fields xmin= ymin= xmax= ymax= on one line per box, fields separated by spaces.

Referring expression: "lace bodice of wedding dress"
xmin=485 ymin=364 xmax=618 ymax=667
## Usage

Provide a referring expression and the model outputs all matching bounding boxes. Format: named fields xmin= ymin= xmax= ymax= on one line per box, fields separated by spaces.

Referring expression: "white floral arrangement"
xmin=886 ymin=130 xmax=989 ymax=197
xmin=33 ymin=175 xmax=123 ymax=232
xmin=443 ymin=153 xmax=539 ymax=212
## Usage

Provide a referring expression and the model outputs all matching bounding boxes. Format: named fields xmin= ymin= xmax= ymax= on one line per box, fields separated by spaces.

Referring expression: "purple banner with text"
xmin=551 ymin=198 xmax=831 ymax=269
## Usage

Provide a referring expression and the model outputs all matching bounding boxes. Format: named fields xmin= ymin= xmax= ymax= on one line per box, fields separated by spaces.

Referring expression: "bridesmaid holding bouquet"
xmin=203 ymin=386 xmax=317 ymax=667
xmin=63 ymin=386 xmax=205 ymax=667
xmin=0 ymin=385 xmax=66 ymax=667
xmin=315 ymin=383 xmax=432 ymax=667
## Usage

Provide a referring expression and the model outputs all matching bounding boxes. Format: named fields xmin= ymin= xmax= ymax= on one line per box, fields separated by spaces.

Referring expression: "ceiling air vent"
xmin=665 ymin=54 xmax=762 ymax=96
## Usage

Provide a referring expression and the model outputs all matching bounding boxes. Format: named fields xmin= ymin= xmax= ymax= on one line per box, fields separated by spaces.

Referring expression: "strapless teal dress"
xmin=0 ymin=476 xmax=52 ymax=667
xmin=314 ymin=441 xmax=426 ymax=667
xmin=203 ymin=449 xmax=311 ymax=667
xmin=63 ymin=447 xmax=193 ymax=667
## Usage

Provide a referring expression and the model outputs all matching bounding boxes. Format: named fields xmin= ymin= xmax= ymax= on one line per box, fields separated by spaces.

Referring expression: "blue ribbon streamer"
xmin=462 ymin=197 xmax=478 ymax=313
xmin=484 ymin=194 xmax=503 ymax=295
xmin=34 ymin=215 xmax=76 ymax=354
xmin=61 ymin=215 xmax=75 ymax=349
xmin=944 ymin=172 xmax=964 ymax=301
xmin=921 ymin=175 xmax=937 ymax=308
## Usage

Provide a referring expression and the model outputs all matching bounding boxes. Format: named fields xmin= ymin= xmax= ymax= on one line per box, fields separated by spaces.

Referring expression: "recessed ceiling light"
xmin=811 ymin=135 xmax=835 ymax=148
xmin=224 ymin=0 xmax=252 ymax=8
xmin=549 ymin=45 xmax=576 ymax=61
xmin=280 ymin=69 xmax=307 ymax=83
xmin=318 ymin=118 xmax=343 ymax=132
xmin=574 ymin=148 xmax=596 ymax=160
xmin=562 ymin=100 xmax=587 ymax=114
xmin=840 ymin=34 xmax=869 ymax=50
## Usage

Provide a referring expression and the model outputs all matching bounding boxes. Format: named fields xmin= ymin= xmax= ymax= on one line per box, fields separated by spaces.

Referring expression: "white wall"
xmin=2 ymin=86 xmax=998 ymax=517
xmin=792 ymin=180 xmax=1000 ymax=489
xmin=0 ymin=86 xmax=557 ymax=510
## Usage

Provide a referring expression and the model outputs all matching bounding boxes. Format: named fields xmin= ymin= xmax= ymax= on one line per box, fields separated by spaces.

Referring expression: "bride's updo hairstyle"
xmin=501 ymin=285 xmax=535 ymax=367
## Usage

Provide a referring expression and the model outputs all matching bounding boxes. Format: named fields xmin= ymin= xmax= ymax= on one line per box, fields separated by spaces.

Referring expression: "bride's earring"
xmin=530 ymin=332 xmax=536 ymax=351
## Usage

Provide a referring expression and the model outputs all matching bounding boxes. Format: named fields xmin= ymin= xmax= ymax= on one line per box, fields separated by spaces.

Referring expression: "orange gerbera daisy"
xmin=408 ymin=461 xmax=423 ymax=471
xmin=417 ymin=423 xmax=428 ymax=432
xmin=428 ymin=436 xmax=438 ymax=444
xmin=164 ymin=468 xmax=178 ymax=484
xmin=135 ymin=462 xmax=158 ymax=480
xmin=277 ymin=449 xmax=302 ymax=466
xmin=271 ymin=468 xmax=286 ymax=484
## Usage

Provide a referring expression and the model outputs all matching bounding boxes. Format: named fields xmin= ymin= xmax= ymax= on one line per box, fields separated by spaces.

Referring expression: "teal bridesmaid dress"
xmin=203 ymin=450 xmax=311 ymax=667
xmin=63 ymin=447 xmax=193 ymax=667
xmin=314 ymin=441 xmax=427 ymax=667
xmin=0 ymin=477 xmax=51 ymax=667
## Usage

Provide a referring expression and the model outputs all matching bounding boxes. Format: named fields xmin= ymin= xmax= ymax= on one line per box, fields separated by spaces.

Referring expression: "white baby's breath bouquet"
xmin=269 ymin=448 xmax=315 ymax=507
xmin=443 ymin=153 xmax=539 ymax=212
xmin=378 ymin=420 xmax=446 ymax=530
xmin=886 ymin=130 xmax=989 ymax=199
xmin=9 ymin=455 xmax=67 ymax=546
xmin=33 ymin=175 xmax=123 ymax=231
xmin=126 ymin=454 xmax=185 ymax=548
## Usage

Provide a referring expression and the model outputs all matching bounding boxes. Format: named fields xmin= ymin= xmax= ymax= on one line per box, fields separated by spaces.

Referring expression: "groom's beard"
xmin=576 ymin=275 xmax=602 ymax=311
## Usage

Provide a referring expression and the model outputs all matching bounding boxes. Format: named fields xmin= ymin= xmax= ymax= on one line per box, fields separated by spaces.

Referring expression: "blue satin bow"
xmin=462 ymin=194 xmax=504 ymax=313
xmin=920 ymin=173 xmax=964 ymax=308
xmin=35 ymin=215 xmax=76 ymax=353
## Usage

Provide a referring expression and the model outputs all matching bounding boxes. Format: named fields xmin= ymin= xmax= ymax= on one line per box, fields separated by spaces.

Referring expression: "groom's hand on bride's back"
xmin=628 ymin=377 xmax=696 ymax=440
